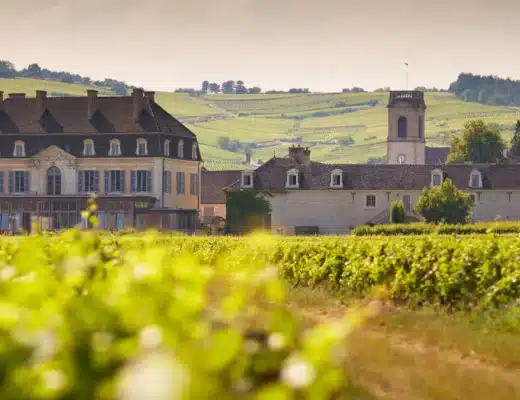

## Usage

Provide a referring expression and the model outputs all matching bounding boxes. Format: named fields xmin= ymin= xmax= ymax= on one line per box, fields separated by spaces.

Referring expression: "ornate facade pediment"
xmin=31 ymin=145 xmax=77 ymax=169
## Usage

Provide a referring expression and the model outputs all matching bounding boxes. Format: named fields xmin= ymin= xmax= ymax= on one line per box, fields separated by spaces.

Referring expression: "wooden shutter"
xmin=121 ymin=171 xmax=126 ymax=193
xmin=0 ymin=171 xmax=4 ymax=193
xmin=24 ymin=172 xmax=30 ymax=193
xmin=131 ymin=171 xmax=136 ymax=192
xmin=104 ymin=171 xmax=109 ymax=193
xmin=146 ymin=171 xmax=152 ymax=192
xmin=94 ymin=171 xmax=100 ymax=192
xmin=78 ymin=171 xmax=84 ymax=192
xmin=180 ymin=173 xmax=185 ymax=194
xmin=8 ymin=171 xmax=13 ymax=193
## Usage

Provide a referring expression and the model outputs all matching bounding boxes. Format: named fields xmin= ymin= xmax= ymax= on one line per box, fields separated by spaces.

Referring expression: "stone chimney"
xmin=9 ymin=93 xmax=26 ymax=99
xmin=36 ymin=90 xmax=47 ymax=115
xmin=288 ymin=145 xmax=311 ymax=165
xmin=132 ymin=88 xmax=144 ymax=120
xmin=87 ymin=89 xmax=98 ymax=120
xmin=144 ymin=91 xmax=155 ymax=102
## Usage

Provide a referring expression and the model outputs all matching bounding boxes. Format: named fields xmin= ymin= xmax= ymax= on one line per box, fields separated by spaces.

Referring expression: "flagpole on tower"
xmin=404 ymin=62 xmax=409 ymax=90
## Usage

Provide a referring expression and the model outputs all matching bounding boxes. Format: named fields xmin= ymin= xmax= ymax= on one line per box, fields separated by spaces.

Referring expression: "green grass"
xmin=3 ymin=78 xmax=520 ymax=168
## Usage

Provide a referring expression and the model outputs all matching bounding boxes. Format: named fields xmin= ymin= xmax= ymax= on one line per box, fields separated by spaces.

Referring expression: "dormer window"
xmin=241 ymin=172 xmax=253 ymax=188
xmin=13 ymin=141 xmax=25 ymax=157
xmin=469 ymin=170 xmax=482 ymax=188
xmin=178 ymin=140 xmax=184 ymax=158
xmin=164 ymin=139 xmax=170 ymax=156
xmin=83 ymin=139 xmax=95 ymax=156
xmin=192 ymin=143 xmax=198 ymax=160
xmin=330 ymin=169 xmax=343 ymax=188
xmin=136 ymin=138 xmax=148 ymax=156
xmin=286 ymin=169 xmax=299 ymax=188
xmin=431 ymin=169 xmax=443 ymax=187
xmin=109 ymin=139 xmax=121 ymax=156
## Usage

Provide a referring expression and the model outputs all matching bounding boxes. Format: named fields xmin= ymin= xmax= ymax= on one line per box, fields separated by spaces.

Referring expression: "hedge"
xmin=351 ymin=221 xmax=520 ymax=236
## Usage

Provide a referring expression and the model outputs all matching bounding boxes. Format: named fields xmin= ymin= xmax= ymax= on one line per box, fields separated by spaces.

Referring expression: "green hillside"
xmin=2 ymin=78 xmax=520 ymax=170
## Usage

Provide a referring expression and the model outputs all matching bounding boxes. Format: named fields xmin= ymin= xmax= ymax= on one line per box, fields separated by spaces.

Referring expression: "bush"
xmin=415 ymin=179 xmax=473 ymax=224
xmin=389 ymin=201 xmax=405 ymax=223
xmin=0 ymin=230 xmax=374 ymax=399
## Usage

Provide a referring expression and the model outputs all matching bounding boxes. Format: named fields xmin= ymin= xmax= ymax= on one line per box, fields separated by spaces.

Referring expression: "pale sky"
xmin=1 ymin=0 xmax=519 ymax=92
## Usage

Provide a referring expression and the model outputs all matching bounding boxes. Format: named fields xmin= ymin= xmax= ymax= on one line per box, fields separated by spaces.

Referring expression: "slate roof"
xmin=231 ymin=157 xmax=520 ymax=191
xmin=0 ymin=90 xmax=195 ymax=137
xmin=425 ymin=146 xmax=450 ymax=165
xmin=201 ymin=170 xmax=242 ymax=204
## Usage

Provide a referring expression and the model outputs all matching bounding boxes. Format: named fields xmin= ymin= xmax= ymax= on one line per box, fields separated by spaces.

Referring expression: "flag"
xmin=404 ymin=62 xmax=408 ymax=66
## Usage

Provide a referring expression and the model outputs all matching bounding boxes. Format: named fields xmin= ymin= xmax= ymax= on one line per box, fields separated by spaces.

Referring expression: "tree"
xmin=415 ymin=179 xmax=473 ymax=224
xmin=208 ymin=82 xmax=220 ymax=93
xmin=235 ymin=80 xmax=248 ymax=94
xmin=221 ymin=80 xmax=236 ymax=94
xmin=201 ymin=80 xmax=209 ymax=94
xmin=508 ymin=120 xmax=520 ymax=158
xmin=248 ymin=87 xmax=262 ymax=94
xmin=226 ymin=190 xmax=272 ymax=234
xmin=389 ymin=201 xmax=406 ymax=223
xmin=0 ymin=60 xmax=16 ymax=78
xmin=25 ymin=63 xmax=42 ymax=78
xmin=447 ymin=119 xmax=505 ymax=164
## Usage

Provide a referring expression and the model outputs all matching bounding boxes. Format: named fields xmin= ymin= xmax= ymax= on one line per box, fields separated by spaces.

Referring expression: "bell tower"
xmin=387 ymin=91 xmax=426 ymax=165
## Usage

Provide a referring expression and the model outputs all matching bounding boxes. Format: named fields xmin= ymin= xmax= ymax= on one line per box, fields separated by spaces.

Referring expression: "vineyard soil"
xmin=289 ymin=286 xmax=520 ymax=400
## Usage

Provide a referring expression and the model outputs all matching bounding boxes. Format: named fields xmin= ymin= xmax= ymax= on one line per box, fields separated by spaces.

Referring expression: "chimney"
xmin=9 ymin=93 xmax=26 ymax=99
xmin=144 ymin=91 xmax=155 ymax=103
xmin=87 ymin=89 xmax=98 ymax=120
xmin=245 ymin=151 xmax=252 ymax=164
xmin=36 ymin=90 xmax=47 ymax=115
xmin=132 ymin=88 xmax=144 ymax=119
xmin=288 ymin=145 xmax=311 ymax=165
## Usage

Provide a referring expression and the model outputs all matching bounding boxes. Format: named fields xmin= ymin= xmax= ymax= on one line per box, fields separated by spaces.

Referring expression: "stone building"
xmin=202 ymin=91 xmax=520 ymax=234
xmin=0 ymin=88 xmax=201 ymax=233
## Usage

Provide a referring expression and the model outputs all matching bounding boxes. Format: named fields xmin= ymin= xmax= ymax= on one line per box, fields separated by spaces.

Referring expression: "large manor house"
xmin=1 ymin=88 xmax=520 ymax=234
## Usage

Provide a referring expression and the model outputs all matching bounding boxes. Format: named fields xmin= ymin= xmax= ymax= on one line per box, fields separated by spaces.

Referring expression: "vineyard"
xmin=0 ymin=230 xmax=519 ymax=399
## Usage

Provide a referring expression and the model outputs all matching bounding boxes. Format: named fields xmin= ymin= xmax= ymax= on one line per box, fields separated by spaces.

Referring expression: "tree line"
xmin=449 ymin=73 xmax=520 ymax=106
xmin=0 ymin=60 xmax=132 ymax=95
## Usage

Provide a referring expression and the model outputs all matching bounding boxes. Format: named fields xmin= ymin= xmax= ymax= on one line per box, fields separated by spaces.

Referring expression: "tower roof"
xmin=387 ymin=91 xmax=427 ymax=109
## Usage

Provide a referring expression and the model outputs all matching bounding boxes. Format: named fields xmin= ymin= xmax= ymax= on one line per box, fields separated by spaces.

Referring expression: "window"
xmin=13 ymin=141 xmax=25 ymax=157
xmin=286 ymin=169 xmax=299 ymax=188
xmin=397 ymin=116 xmax=407 ymax=138
xmin=8 ymin=171 xmax=30 ymax=193
xmin=109 ymin=139 xmax=121 ymax=156
xmin=176 ymin=172 xmax=185 ymax=195
xmin=241 ymin=173 xmax=253 ymax=188
xmin=418 ymin=116 xmax=424 ymax=138
xmin=131 ymin=170 xmax=152 ymax=192
xmin=330 ymin=169 xmax=343 ymax=188
xmin=83 ymin=139 xmax=95 ymax=156
xmin=164 ymin=140 xmax=170 ymax=156
xmin=365 ymin=194 xmax=376 ymax=208
xmin=431 ymin=169 xmax=443 ymax=187
xmin=0 ymin=213 xmax=8 ymax=230
xmin=469 ymin=170 xmax=482 ymax=188
xmin=163 ymin=171 xmax=172 ymax=193
xmin=78 ymin=170 xmax=100 ymax=193
xmin=47 ymin=166 xmax=61 ymax=195
xmin=136 ymin=138 xmax=148 ymax=156
xmin=178 ymin=140 xmax=184 ymax=158
xmin=402 ymin=194 xmax=411 ymax=211
xmin=0 ymin=171 xmax=4 ymax=193
xmin=190 ymin=173 xmax=199 ymax=195
xmin=192 ymin=143 xmax=198 ymax=160
xmin=104 ymin=170 xmax=125 ymax=193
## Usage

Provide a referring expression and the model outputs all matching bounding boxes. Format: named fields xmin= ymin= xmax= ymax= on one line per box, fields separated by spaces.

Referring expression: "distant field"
xmin=2 ymin=78 xmax=520 ymax=169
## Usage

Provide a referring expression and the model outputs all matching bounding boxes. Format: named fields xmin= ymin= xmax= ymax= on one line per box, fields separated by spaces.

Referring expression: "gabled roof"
xmin=201 ymin=170 xmax=242 ymax=204
xmin=238 ymin=157 xmax=520 ymax=191
xmin=425 ymin=146 xmax=450 ymax=165
xmin=0 ymin=92 xmax=195 ymax=137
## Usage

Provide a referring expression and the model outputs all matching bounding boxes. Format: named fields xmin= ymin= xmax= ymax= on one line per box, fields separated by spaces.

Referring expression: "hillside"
xmin=2 ymin=78 xmax=520 ymax=170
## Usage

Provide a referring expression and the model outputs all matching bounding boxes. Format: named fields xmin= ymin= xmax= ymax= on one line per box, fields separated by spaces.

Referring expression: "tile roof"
xmin=201 ymin=170 xmax=242 ymax=204
xmin=425 ymin=146 xmax=450 ymax=165
xmin=239 ymin=157 xmax=520 ymax=191
xmin=0 ymin=90 xmax=195 ymax=137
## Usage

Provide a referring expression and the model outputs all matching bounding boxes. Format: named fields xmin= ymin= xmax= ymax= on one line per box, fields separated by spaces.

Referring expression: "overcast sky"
xmin=1 ymin=0 xmax=519 ymax=92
